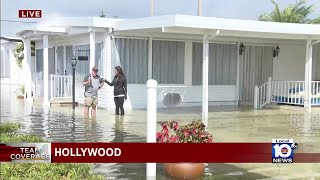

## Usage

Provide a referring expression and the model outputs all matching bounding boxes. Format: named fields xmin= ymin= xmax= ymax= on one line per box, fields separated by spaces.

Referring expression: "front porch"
xmin=15 ymin=15 xmax=320 ymax=118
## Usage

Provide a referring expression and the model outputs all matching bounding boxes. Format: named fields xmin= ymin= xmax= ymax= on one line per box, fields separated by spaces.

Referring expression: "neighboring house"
xmin=0 ymin=37 xmax=25 ymax=93
xmin=14 ymin=15 xmax=320 ymax=111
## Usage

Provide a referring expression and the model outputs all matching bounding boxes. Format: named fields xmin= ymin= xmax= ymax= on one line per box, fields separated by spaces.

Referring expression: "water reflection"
xmin=2 ymin=94 xmax=320 ymax=179
xmin=112 ymin=116 xmax=124 ymax=142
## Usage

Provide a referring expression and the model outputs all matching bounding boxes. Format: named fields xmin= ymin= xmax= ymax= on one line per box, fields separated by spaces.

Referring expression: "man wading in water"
xmin=82 ymin=66 xmax=104 ymax=118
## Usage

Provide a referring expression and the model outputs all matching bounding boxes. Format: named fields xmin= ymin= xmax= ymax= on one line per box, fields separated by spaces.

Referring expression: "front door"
xmin=239 ymin=45 xmax=273 ymax=102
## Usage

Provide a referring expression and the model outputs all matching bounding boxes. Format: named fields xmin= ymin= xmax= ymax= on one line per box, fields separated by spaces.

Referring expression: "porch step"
xmin=27 ymin=97 xmax=78 ymax=107
xmin=33 ymin=97 xmax=44 ymax=104
xmin=50 ymin=97 xmax=78 ymax=107
xmin=51 ymin=97 xmax=72 ymax=102
xmin=239 ymin=101 xmax=254 ymax=106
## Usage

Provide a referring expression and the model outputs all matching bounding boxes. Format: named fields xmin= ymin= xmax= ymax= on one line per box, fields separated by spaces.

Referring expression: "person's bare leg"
xmin=84 ymin=105 xmax=90 ymax=118
xmin=91 ymin=106 xmax=97 ymax=119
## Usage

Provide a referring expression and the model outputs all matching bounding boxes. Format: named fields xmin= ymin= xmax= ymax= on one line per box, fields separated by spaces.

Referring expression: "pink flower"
xmin=173 ymin=123 xmax=180 ymax=130
xmin=156 ymin=132 xmax=162 ymax=138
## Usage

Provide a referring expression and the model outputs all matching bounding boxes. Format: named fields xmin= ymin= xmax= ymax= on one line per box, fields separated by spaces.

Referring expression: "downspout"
xmin=202 ymin=29 xmax=220 ymax=128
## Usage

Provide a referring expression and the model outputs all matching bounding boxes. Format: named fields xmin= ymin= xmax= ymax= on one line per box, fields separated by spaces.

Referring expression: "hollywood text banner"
xmin=1 ymin=143 xmax=320 ymax=163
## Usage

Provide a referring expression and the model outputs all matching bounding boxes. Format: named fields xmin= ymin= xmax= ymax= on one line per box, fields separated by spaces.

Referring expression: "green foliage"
xmin=259 ymin=0 xmax=320 ymax=24
xmin=0 ymin=122 xmax=105 ymax=180
xmin=13 ymin=42 xmax=24 ymax=68
xmin=0 ymin=163 xmax=104 ymax=180
xmin=12 ymin=41 xmax=35 ymax=68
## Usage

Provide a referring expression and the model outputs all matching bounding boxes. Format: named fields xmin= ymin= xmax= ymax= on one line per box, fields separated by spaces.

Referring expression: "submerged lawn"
xmin=0 ymin=122 xmax=105 ymax=180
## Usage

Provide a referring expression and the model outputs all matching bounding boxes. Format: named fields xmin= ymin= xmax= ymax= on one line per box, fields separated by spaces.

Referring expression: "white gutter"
xmin=311 ymin=40 xmax=320 ymax=46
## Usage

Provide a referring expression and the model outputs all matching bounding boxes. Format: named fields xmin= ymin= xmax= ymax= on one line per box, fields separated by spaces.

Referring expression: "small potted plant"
xmin=156 ymin=120 xmax=213 ymax=179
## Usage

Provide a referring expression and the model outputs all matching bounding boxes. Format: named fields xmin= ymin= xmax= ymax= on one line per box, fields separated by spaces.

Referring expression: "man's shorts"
xmin=84 ymin=96 xmax=98 ymax=107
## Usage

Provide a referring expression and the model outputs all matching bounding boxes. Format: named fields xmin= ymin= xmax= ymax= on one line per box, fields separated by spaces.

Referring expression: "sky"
xmin=1 ymin=0 xmax=320 ymax=37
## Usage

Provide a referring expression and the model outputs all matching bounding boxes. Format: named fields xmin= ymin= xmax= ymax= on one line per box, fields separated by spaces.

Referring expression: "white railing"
xmin=311 ymin=81 xmax=320 ymax=105
xmin=254 ymin=77 xmax=272 ymax=109
xmin=271 ymin=80 xmax=305 ymax=105
xmin=50 ymin=74 xmax=72 ymax=100
xmin=255 ymin=80 xmax=320 ymax=109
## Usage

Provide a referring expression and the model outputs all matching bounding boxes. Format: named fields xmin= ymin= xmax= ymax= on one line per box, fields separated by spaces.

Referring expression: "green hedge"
xmin=0 ymin=122 xmax=105 ymax=180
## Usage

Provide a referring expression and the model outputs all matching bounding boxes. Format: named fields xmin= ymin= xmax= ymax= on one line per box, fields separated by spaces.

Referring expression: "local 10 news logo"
xmin=272 ymin=139 xmax=298 ymax=163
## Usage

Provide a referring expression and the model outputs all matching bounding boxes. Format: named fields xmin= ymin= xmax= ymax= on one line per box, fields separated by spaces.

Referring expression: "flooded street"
xmin=1 ymin=90 xmax=320 ymax=179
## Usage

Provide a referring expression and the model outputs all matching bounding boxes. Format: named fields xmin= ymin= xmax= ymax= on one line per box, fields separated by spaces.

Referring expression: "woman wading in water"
xmin=104 ymin=66 xmax=127 ymax=116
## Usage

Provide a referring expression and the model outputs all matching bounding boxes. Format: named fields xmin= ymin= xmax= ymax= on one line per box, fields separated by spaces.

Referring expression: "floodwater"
xmin=1 ymin=89 xmax=320 ymax=179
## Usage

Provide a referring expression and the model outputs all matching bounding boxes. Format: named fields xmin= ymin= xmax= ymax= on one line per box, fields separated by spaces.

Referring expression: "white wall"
xmin=123 ymin=84 xmax=236 ymax=109
xmin=313 ymin=43 xmax=320 ymax=80
xmin=118 ymin=40 xmax=237 ymax=109
xmin=273 ymin=43 xmax=306 ymax=81
xmin=273 ymin=42 xmax=320 ymax=82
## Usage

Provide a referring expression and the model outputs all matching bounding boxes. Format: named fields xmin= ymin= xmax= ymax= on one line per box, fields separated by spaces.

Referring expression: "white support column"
xmin=307 ymin=40 xmax=313 ymax=111
xmin=184 ymin=41 xmax=193 ymax=86
xmin=104 ymin=32 xmax=112 ymax=110
xmin=43 ymin=35 xmax=49 ymax=105
xmin=146 ymin=79 xmax=157 ymax=179
xmin=23 ymin=38 xmax=33 ymax=103
xmin=202 ymin=34 xmax=209 ymax=128
xmin=304 ymin=39 xmax=312 ymax=111
xmin=235 ymin=42 xmax=241 ymax=105
xmin=89 ymin=28 xmax=96 ymax=71
xmin=148 ymin=37 xmax=153 ymax=79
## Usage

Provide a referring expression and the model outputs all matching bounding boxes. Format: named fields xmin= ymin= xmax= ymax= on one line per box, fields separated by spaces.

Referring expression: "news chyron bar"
xmin=272 ymin=139 xmax=298 ymax=163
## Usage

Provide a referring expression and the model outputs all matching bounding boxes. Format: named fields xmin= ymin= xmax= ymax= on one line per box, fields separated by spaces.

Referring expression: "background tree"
xmin=13 ymin=42 xmax=24 ymax=68
xmin=259 ymin=0 xmax=320 ymax=24
xmin=99 ymin=10 xmax=106 ymax=18
xmin=13 ymin=41 xmax=35 ymax=68
xmin=99 ymin=10 xmax=118 ymax=19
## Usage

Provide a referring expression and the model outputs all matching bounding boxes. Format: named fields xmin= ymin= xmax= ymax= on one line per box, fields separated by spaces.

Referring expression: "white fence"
xmin=50 ymin=75 xmax=72 ymax=100
xmin=255 ymin=79 xmax=320 ymax=108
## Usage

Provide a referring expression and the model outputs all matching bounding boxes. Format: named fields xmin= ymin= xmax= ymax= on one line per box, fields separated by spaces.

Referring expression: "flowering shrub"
xmin=156 ymin=120 xmax=213 ymax=143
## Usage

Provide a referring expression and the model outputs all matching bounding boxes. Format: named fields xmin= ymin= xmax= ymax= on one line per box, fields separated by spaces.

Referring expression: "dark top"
xmin=105 ymin=76 xmax=127 ymax=97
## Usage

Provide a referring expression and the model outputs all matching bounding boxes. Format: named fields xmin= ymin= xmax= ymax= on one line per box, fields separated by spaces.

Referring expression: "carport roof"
xmin=15 ymin=14 xmax=320 ymax=40
xmin=113 ymin=14 xmax=320 ymax=40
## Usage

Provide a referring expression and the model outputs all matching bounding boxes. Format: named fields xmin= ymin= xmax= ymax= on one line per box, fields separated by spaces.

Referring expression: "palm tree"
xmin=99 ymin=10 xmax=118 ymax=19
xmin=99 ymin=10 xmax=106 ymax=18
xmin=259 ymin=0 xmax=320 ymax=24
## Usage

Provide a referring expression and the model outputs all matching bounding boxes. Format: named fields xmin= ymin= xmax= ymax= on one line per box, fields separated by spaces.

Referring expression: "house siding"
xmin=31 ymin=32 xmax=314 ymax=109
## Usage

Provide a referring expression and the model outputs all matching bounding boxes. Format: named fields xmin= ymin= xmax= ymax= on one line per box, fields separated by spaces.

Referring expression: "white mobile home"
xmin=1 ymin=37 xmax=25 ymax=93
xmin=15 ymin=15 xmax=320 ymax=114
